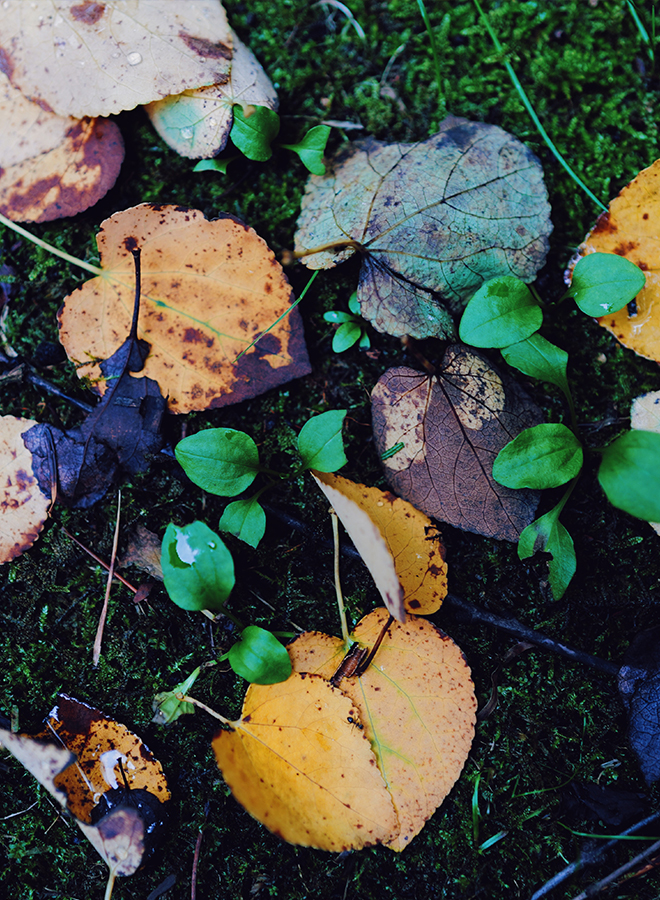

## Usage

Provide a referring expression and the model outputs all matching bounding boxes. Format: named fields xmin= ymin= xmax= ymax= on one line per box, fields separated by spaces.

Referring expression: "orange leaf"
xmin=313 ymin=471 xmax=448 ymax=615
xmin=58 ymin=204 xmax=311 ymax=413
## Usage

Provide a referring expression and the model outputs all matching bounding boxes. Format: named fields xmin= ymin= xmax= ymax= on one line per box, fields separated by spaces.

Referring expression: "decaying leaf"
xmin=0 ymin=72 xmax=123 ymax=223
xmin=0 ymin=415 xmax=52 ymax=564
xmin=0 ymin=695 xmax=170 ymax=878
xmin=631 ymin=390 xmax=660 ymax=536
xmin=572 ymin=160 xmax=659 ymax=361
xmin=146 ymin=30 xmax=277 ymax=159
xmin=312 ymin=471 xmax=447 ymax=615
xmin=289 ymin=609 xmax=477 ymax=850
xmin=212 ymin=671 xmax=399 ymax=851
xmin=295 ymin=115 xmax=551 ymax=340
xmin=58 ymin=204 xmax=311 ymax=413
xmin=0 ymin=0 xmax=233 ymax=118
xmin=619 ymin=629 xmax=660 ymax=784
xmin=120 ymin=524 xmax=164 ymax=580
xmin=371 ymin=345 xmax=542 ymax=541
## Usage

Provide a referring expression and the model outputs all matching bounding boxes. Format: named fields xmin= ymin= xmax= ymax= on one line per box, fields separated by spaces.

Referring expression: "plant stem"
xmin=178 ymin=693 xmax=232 ymax=726
xmin=330 ymin=508 xmax=350 ymax=646
xmin=93 ymin=491 xmax=121 ymax=667
xmin=471 ymin=0 xmax=607 ymax=212
xmin=0 ymin=212 xmax=104 ymax=276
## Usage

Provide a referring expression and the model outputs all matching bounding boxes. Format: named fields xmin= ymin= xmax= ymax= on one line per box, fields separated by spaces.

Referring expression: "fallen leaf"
xmin=0 ymin=0 xmax=233 ymax=118
xmin=58 ymin=204 xmax=311 ymax=413
xmin=289 ymin=608 xmax=477 ymax=850
xmin=572 ymin=160 xmax=659 ymax=361
xmin=0 ymin=72 xmax=123 ymax=223
xmin=371 ymin=344 xmax=543 ymax=541
xmin=630 ymin=390 xmax=660 ymax=536
xmin=120 ymin=524 xmax=164 ymax=580
xmin=0 ymin=415 xmax=52 ymax=564
xmin=146 ymin=29 xmax=277 ymax=159
xmin=295 ymin=115 xmax=551 ymax=340
xmin=212 ymin=671 xmax=399 ymax=851
xmin=312 ymin=471 xmax=448 ymax=615
xmin=0 ymin=694 xmax=171 ymax=878
xmin=619 ymin=629 xmax=660 ymax=784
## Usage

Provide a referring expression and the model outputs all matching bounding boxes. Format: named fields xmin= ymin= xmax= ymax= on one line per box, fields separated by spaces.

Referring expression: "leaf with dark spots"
xmin=371 ymin=345 xmax=543 ymax=541
xmin=619 ymin=628 xmax=660 ymax=784
xmin=295 ymin=116 xmax=551 ymax=340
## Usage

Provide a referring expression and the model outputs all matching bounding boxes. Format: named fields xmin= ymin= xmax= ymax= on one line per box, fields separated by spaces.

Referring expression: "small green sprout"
xmin=324 ymin=292 xmax=370 ymax=352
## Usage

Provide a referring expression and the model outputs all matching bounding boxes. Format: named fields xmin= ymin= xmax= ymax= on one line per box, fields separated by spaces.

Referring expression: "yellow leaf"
xmin=212 ymin=672 xmax=398 ymax=851
xmin=58 ymin=204 xmax=311 ymax=413
xmin=313 ymin=471 xmax=448 ymax=615
xmin=289 ymin=609 xmax=477 ymax=851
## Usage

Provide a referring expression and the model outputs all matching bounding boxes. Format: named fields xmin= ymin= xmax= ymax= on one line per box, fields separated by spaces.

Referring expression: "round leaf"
xmin=459 ymin=276 xmax=542 ymax=348
xmin=332 ymin=321 xmax=361 ymax=352
xmin=176 ymin=428 xmax=259 ymax=496
xmin=161 ymin=521 xmax=234 ymax=611
xmin=569 ymin=252 xmax=646 ymax=316
xmin=297 ymin=410 xmax=347 ymax=472
xmin=598 ymin=430 xmax=660 ymax=521
xmin=219 ymin=497 xmax=266 ymax=548
xmin=228 ymin=626 xmax=292 ymax=684
xmin=493 ymin=423 xmax=583 ymax=490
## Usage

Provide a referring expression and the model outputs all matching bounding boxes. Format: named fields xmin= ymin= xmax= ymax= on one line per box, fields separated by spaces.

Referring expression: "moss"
xmin=2 ymin=0 xmax=660 ymax=897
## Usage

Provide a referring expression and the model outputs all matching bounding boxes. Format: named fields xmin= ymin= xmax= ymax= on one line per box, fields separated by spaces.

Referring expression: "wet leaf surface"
xmin=371 ymin=344 xmax=542 ymax=541
xmin=619 ymin=630 xmax=660 ymax=784
xmin=295 ymin=115 xmax=551 ymax=340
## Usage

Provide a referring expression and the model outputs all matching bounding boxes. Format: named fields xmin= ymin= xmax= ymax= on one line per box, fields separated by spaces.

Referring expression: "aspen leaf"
xmin=0 ymin=415 xmax=52 ymax=564
xmin=58 ymin=204 xmax=311 ymax=413
xmin=289 ymin=608 xmax=477 ymax=850
xmin=312 ymin=471 xmax=448 ymax=615
xmin=295 ymin=116 xmax=551 ymax=340
xmin=572 ymin=160 xmax=659 ymax=361
xmin=371 ymin=345 xmax=543 ymax=541
xmin=212 ymin=672 xmax=399 ymax=851
xmin=0 ymin=0 xmax=233 ymax=118
xmin=146 ymin=30 xmax=277 ymax=159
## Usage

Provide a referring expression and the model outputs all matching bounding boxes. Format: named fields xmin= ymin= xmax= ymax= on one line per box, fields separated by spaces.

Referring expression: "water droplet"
xmin=208 ymin=117 xmax=217 ymax=126
xmin=126 ymin=51 xmax=142 ymax=66
xmin=208 ymin=541 xmax=216 ymax=549
xmin=77 ymin=60 xmax=85 ymax=67
xmin=2 ymin=2 xmax=10 ymax=9
xmin=111 ymin=50 xmax=120 ymax=59
xmin=181 ymin=127 xmax=194 ymax=140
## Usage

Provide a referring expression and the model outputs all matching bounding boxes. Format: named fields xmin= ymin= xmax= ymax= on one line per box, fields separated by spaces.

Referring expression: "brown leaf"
xmin=58 ymin=204 xmax=311 ymax=413
xmin=0 ymin=0 xmax=233 ymax=118
xmin=120 ymin=524 xmax=164 ymax=580
xmin=146 ymin=29 xmax=277 ymax=159
xmin=371 ymin=345 xmax=542 ymax=541
xmin=0 ymin=72 xmax=123 ymax=223
xmin=312 ymin=471 xmax=447 ymax=615
xmin=0 ymin=415 xmax=52 ymax=564
xmin=295 ymin=116 xmax=552 ymax=340
xmin=573 ymin=160 xmax=660 ymax=362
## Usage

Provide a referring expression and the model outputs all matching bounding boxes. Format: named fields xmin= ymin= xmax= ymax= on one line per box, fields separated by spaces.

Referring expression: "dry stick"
xmin=93 ymin=491 xmax=122 ymax=667
xmin=191 ymin=804 xmax=210 ymax=900
xmin=62 ymin=527 xmax=138 ymax=595
xmin=569 ymin=836 xmax=660 ymax=900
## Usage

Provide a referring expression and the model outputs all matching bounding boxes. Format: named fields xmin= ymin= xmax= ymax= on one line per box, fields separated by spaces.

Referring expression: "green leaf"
xmin=358 ymin=329 xmax=371 ymax=350
xmin=332 ymin=321 xmax=362 ymax=352
xmin=281 ymin=124 xmax=331 ymax=175
xmin=230 ymin=105 xmax=280 ymax=161
xmin=193 ymin=158 xmax=234 ymax=175
xmin=568 ymin=252 xmax=646 ymax=316
xmin=501 ymin=333 xmax=570 ymax=395
xmin=459 ymin=276 xmax=542 ymax=348
xmin=323 ymin=310 xmax=355 ymax=323
xmin=598 ymin=430 xmax=660 ymax=521
xmin=161 ymin=522 xmax=235 ymax=612
xmin=348 ymin=291 xmax=360 ymax=316
xmin=228 ymin=626 xmax=292 ymax=684
xmin=493 ymin=423 xmax=583 ymax=489
xmin=518 ymin=506 xmax=576 ymax=599
xmin=152 ymin=666 xmax=201 ymax=725
xmin=175 ymin=428 xmax=259 ymax=496
xmin=297 ymin=409 xmax=347 ymax=472
xmin=219 ymin=497 xmax=266 ymax=549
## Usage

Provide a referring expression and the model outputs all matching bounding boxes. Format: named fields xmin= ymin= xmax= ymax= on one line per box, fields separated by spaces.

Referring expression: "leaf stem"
xmin=0 ymin=212 xmax=104 ymax=276
xmin=330 ymin=508 xmax=350 ymax=646
xmin=177 ymin=694 xmax=233 ymax=727
xmin=471 ymin=0 xmax=607 ymax=211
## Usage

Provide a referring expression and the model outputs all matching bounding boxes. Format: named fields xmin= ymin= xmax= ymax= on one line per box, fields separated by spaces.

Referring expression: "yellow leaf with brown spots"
xmin=212 ymin=671 xmax=399 ymax=851
xmin=289 ymin=608 xmax=477 ymax=851
xmin=572 ymin=160 xmax=660 ymax=362
xmin=312 ymin=471 xmax=447 ymax=615
xmin=0 ymin=415 xmax=51 ymax=564
xmin=58 ymin=204 xmax=311 ymax=413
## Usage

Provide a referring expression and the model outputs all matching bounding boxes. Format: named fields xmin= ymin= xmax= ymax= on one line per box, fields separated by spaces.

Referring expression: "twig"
xmin=26 ymin=369 xmax=94 ymax=413
xmin=330 ymin=508 xmax=350 ymax=645
xmin=93 ymin=491 xmax=122 ymax=666
xmin=62 ymin=527 xmax=138 ymax=594
xmin=191 ymin=804 xmax=210 ymax=900
xmin=569 ymin=836 xmax=660 ymax=900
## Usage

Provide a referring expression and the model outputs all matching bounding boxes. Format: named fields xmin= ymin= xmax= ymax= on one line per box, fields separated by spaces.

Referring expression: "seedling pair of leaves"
xmin=194 ymin=105 xmax=331 ymax=176
xmin=324 ymin=290 xmax=371 ymax=352
xmin=459 ymin=253 xmax=660 ymax=598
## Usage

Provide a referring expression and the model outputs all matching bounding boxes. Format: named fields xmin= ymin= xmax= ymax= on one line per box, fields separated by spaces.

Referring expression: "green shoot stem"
xmin=235 ymin=269 xmax=320 ymax=361
xmin=555 ymin=475 xmax=580 ymax=519
xmin=0 ymin=212 xmax=103 ymax=276
xmin=330 ymin=508 xmax=350 ymax=646
xmin=177 ymin=694 xmax=232 ymax=727
xmin=416 ymin=0 xmax=444 ymax=109
xmin=471 ymin=0 xmax=607 ymax=212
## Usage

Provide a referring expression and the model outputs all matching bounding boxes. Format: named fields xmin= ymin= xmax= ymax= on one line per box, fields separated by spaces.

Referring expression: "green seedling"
xmin=324 ymin=292 xmax=370 ymax=352
xmin=459 ymin=252 xmax=659 ymax=599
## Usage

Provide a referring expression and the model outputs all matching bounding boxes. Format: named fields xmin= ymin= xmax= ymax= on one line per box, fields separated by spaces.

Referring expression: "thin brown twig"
xmin=62 ymin=526 xmax=138 ymax=594
xmin=93 ymin=491 xmax=121 ymax=666
xmin=569 ymin=837 xmax=660 ymax=900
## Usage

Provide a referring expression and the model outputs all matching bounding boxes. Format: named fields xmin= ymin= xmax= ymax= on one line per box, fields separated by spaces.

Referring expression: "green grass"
xmin=2 ymin=1 xmax=660 ymax=898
